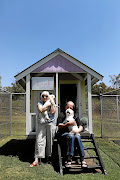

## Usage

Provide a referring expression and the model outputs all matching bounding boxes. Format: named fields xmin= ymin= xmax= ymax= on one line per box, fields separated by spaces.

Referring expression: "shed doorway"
xmin=60 ymin=84 xmax=77 ymax=112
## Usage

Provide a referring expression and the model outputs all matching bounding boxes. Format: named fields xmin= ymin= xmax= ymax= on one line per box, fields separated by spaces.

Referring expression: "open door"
xmin=60 ymin=84 xmax=77 ymax=112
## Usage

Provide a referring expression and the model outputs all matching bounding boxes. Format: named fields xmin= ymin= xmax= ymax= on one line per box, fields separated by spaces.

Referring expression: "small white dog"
xmin=63 ymin=108 xmax=79 ymax=134
xmin=42 ymin=94 xmax=55 ymax=121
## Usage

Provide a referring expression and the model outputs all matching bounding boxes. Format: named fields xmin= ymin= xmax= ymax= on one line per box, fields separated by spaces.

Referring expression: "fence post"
xmin=99 ymin=87 xmax=103 ymax=138
xmin=100 ymin=94 xmax=103 ymax=138
xmin=10 ymin=93 xmax=12 ymax=136
xmin=116 ymin=96 xmax=119 ymax=123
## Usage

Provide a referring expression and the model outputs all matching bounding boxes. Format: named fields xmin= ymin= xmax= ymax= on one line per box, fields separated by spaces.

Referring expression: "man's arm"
xmin=72 ymin=125 xmax=83 ymax=134
xmin=72 ymin=116 xmax=83 ymax=134
xmin=58 ymin=119 xmax=76 ymax=129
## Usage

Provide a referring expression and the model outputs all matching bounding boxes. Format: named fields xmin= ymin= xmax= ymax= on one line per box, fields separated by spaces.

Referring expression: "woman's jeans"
xmin=61 ymin=132 xmax=85 ymax=157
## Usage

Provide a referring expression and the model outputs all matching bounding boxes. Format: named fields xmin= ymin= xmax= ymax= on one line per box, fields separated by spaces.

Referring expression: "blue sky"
xmin=0 ymin=0 xmax=120 ymax=88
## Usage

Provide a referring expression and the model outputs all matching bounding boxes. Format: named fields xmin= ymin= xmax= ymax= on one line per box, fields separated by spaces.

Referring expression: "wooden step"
xmin=88 ymin=165 xmax=101 ymax=169
xmin=63 ymin=164 xmax=102 ymax=172
xmin=84 ymin=147 xmax=95 ymax=150
xmin=84 ymin=156 xmax=98 ymax=159
xmin=73 ymin=155 xmax=98 ymax=159
xmin=82 ymin=140 xmax=93 ymax=142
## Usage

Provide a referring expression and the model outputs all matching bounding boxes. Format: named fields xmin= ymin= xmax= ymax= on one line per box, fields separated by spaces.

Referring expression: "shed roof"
xmin=15 ymin=48 xmax=103 ymax=87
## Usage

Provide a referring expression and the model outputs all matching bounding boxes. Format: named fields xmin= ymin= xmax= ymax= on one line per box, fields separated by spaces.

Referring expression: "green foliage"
xmin=4 ymin=81 xmax=25 ymax=100
xmin=92 ymin=73 xmax=120 ymax=95
xmin=92 ymin=82 xmax=115 ymax=95
xmin=109 ymin=74 xmax=120 ymax=89
xmin=5 ymin=81 xmax=25 ymax=93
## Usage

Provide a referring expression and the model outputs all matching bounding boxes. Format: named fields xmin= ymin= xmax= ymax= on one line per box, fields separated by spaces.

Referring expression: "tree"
xmin=5 ymin=81 xmax=25 ymax=93
xmin=92 ymin=82 xmax=109 ymax=95
xmin=109 ymin=74 xmax=120 ymax=89
xmin=92 ymin=73 xmax=120 ymax=95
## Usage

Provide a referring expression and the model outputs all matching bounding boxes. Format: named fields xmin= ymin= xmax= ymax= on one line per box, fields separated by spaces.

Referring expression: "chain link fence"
xmin=0 ymin=90 xmax=11 ymax=139
xmin=92 ymin=95 xmax=101 ymax=137
xmin=0 ymin=90 xmax=120 ymax=140
xmin=11 ymin=93 xmax=26 ymax=136
xmin=102 ymin=95 xmax=120 ymax=139
xmin=92 ymin=95 xmax=120 ymax=139
xmin=0 ymin=92 xmax=26 ymax=139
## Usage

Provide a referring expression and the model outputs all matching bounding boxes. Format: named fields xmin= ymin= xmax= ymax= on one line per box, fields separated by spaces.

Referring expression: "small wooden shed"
xmin=15 ymin=48 xmax=103 ymax=138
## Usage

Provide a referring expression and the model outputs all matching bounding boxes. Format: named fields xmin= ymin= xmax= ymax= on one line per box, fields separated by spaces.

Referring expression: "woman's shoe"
xmin=30 ymin=161 xmax=39 ymax=167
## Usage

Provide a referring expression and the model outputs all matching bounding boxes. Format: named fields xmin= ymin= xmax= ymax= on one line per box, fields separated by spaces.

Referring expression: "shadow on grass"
xmin=0 ymin=139 xmax=60 ymax=173
xmin=0 ymin=139 xmax=102 ymax=175
xmin=0 ymin=139 xmax=35 ymax=163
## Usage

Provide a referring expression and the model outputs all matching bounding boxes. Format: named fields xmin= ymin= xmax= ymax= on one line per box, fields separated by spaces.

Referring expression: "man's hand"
xmin=72 ymin=125 xmax=83 ymax=134
xmin=71 ymin=129 xmax=80 ymax=134
xmin=58 ymin=123 xmax=65 ymax=129
xmin=67 ymin=119 xmax=76 ymax=126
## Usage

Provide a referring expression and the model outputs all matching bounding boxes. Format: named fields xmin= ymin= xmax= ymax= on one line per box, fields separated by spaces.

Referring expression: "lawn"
xmin=0 ymin=136 xmax=120 ymax=179
xmin=0 ymin=114 xmax=120 ymax=179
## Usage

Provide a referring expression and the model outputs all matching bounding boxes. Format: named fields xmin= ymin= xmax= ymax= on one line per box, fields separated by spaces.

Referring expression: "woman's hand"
xmin=38 ymin=101 xmax=51 ymax=113
xmin=49 ymin=95 xmax=55 ymax=105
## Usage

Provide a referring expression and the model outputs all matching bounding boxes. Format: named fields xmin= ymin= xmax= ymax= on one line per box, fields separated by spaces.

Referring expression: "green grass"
xmin=0 ymin=137 xmax=120 ymax=180
xmin=0 ymin=115 xmax=26 ymax=137
xmin=92 ymin=114 xmax=120 ymax=139
xmin=0 ymin=136 xmax=120 ymax=179
xmin=95 ymin=138 xmax=120 ymax=166
xmin=11 ymin=116 xmax=26 ymax=136
xmin=0 ymin=113 xmax=120 ymax=179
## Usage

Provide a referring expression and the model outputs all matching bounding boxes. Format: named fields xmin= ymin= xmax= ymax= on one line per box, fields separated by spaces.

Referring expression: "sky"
xmin=0 ymin=0 xmax=120 ymax=88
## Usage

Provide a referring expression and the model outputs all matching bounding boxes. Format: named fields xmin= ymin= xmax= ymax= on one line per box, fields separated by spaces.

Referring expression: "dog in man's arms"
xmin=63 ymin=108 xmax=79 ymax=134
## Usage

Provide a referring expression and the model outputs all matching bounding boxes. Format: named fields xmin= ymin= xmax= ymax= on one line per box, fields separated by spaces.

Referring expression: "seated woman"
xmin=57 ymin=101 xmax=87 ymax=168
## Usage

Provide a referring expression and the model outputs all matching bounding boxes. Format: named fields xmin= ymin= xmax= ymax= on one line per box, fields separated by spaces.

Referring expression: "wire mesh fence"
xmin=11 ymin=93 xmax=26 ymax=136
xmin=0 ymin=91 xmax=120 ymax=140
xmin=92 ymin=95 xmax=101 ymax=137
xmin=0 ymin=92 xmax=26 ymax=139
xmin=92 ymin=95 xmax=120 ymax=139
xmin=0 ymin=91 xmax=11 ymax=139
xmin=102 ymin=95 xmax=120 ymax=139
